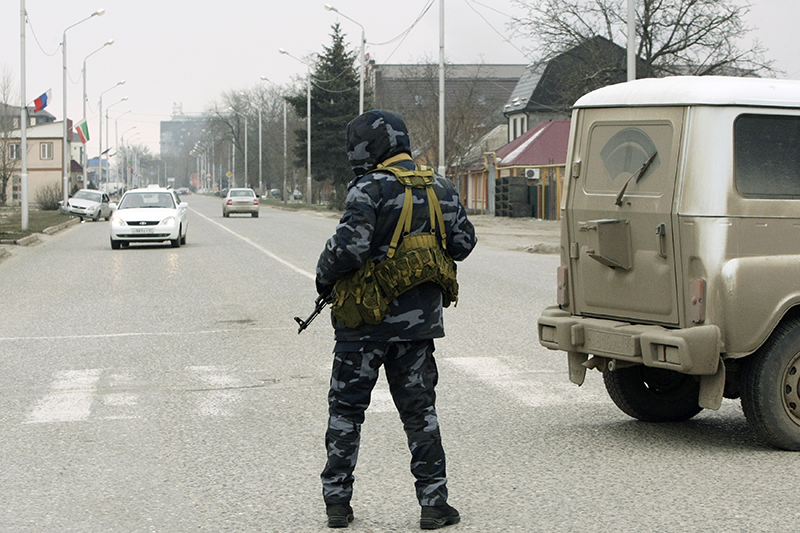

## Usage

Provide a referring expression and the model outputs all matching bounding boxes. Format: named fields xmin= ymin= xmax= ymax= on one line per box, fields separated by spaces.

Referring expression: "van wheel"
xmin=603 ymin=365 xmax=702 ymax=422
xmin=741 ymin=318 xmax=800 ymax=450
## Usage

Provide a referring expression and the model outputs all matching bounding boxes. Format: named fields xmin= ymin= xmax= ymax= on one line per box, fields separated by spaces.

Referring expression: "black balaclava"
xmin=345 ymin=110 xmax=411 ymax=178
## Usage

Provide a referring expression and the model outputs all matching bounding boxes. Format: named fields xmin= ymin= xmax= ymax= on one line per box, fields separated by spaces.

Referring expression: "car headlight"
xmin=111 ymin=216 xmax=127 ymax=226
xmin=160 ymin=216 xmax=177 ymax=226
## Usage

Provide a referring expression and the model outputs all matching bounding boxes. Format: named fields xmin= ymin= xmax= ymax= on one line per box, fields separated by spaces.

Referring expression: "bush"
xmin=35 ymin=181 xmax=63 ymax=211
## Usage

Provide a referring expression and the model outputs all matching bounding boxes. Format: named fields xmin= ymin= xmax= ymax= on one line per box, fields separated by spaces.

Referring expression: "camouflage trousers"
xmin=321 ymin=339 xmax=448 ymax=507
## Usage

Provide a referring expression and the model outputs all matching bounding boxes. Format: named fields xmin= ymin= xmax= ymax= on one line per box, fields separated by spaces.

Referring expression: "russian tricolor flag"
xmin=33 ymin=89 xmax=52 ymax=112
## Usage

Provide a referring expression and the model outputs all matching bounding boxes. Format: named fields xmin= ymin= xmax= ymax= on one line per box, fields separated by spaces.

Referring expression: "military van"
xmin=537 ymin=76 xmax=800 ymax=450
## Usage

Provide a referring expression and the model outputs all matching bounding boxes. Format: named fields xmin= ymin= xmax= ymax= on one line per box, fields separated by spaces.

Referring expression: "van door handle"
xmin=656 ymin=223 xmax=667 ymax=258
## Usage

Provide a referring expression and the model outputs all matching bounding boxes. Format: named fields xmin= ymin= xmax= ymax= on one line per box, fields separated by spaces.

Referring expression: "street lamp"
xmin=279 ymin=48 xmax=313 ymax=204
xmin=98 ymin=80 xmax=125 ymax=188
xmin=81 ymin=38 xmax=114 ymax=186
xmin=229 ymin=107 xmax=248 ymax=188
xmin=105 ymin=96 xmax=127 ymax=189
xmin=262 ymin=76 xmax=288 ymax=205
xmin=324 ymin=3 xmax=365 ymax=114
xmin=120 ymin=125 xmax=137 ymax=189
xmin=62 ymin=7 xmax=106 ymax=204
xmin=114 ymin=110 xmax=131 ymax=188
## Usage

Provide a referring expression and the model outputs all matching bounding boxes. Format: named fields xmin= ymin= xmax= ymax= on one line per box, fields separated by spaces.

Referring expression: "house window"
xmin=513 ymin=118 xmax=518 ymax=140
xmin=40 ymin=142 xmax=53 ymax=160
xmin=735 ymin=114 xmax=800 ymax=198
xmin=9 ymin=143 xmax=21 ymax=160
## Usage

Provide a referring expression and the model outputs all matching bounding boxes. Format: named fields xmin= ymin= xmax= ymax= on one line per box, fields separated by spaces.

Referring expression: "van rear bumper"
xmin=537 ymin=307 xmax=721 ymax=375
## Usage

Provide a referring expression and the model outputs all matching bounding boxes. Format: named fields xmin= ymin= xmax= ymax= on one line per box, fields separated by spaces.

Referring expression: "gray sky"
xmin=2 ymin=0 xmax=798 ymax=156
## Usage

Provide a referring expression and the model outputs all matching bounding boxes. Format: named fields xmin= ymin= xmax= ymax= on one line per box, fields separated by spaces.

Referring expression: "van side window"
xmin=735 ymin=114 xmax=800 ymax=198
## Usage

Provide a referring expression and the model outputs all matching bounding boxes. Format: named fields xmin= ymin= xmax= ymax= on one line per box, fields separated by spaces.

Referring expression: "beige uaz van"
xmin=538 ymin=76 xmax=800 ymax=450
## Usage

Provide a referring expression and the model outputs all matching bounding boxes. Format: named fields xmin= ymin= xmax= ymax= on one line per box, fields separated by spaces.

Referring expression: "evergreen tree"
xmin=286 ymin=23 xmax=361 ymax=209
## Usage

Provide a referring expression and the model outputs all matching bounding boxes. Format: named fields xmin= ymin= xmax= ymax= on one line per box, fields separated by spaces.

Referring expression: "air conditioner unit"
xmin=524 ymin=167 xmax=541 ymax=180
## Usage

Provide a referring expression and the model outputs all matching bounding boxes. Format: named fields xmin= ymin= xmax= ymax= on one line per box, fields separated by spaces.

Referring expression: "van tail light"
xmin=690 ymin=278 xmax=705 ymax=323
xmin=557 ymin=265 xmax=569 ymax=307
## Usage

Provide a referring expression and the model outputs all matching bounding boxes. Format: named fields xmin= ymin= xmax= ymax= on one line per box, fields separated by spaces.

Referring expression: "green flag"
xmin=75 ymin=120 xmax=90 ymax=144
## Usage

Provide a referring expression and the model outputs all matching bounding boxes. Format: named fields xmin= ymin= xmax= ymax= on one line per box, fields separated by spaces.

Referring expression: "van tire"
xmin=603 ymin=365 xmax=702 ymax=422
xmin=741 ymin=318 xmax=800 ymax=451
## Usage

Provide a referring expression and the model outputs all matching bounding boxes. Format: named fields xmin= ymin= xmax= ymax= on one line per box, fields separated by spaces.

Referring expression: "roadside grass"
xmin=0 ymin=207 xmax=74 ymax=241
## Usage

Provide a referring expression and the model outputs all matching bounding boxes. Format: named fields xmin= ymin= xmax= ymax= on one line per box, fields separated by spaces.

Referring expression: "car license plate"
xmin=132 ymin=227 xmax=153 ymax=234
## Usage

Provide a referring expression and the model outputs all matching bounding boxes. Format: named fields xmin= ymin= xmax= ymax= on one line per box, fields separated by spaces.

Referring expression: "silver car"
xmin=64 ymin=189 xmax=113 ymax=221
xmin=223 ymin=188 xmax=259 ymax=217
xmin=110 ymin=187 xmax=188 ymax=249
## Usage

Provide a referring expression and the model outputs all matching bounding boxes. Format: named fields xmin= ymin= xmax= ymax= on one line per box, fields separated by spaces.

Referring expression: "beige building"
xmin=4 ymin=120 xmax=82 ymax=205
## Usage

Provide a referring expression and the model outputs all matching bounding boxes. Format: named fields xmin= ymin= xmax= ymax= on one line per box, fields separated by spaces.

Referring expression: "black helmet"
xmin=346 ymin=110 xmax=411 ymax=178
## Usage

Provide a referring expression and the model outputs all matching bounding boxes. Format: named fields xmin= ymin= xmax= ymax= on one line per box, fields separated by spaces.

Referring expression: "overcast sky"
xmin=2 ymin=0 xmax=798 ymax=156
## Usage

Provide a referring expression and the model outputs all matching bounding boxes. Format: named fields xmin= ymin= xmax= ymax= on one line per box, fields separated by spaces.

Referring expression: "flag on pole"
xmin=75 ymin=120 xmax=90 ymax=144
xmin=33 ymin=89 xmax=52 ymax=112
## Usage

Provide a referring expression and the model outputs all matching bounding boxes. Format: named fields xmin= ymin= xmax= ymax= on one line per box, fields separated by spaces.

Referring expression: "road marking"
xmin=446 ymin=357 xmax=608 ymax=407
xmin=189 ymin=366 xmax=242 ymax=417
xmin=27 ymin=369 xmax=102 ymax=424
xmin=191 ymin=208 xmax=315 ymax=280
xmin=0 ymin=327 xmax=284 ymax=343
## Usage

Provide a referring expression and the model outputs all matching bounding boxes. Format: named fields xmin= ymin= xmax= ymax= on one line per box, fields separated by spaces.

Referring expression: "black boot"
xmin=420 ymin=503 xmax=460 ymax=530
xmin=326 ymin=503 xmax=354 ymax=528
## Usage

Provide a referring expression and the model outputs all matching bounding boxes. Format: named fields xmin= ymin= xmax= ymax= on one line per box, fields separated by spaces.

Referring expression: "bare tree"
xmin=1 ymin=67 xmax=19 ymax=205
xmin=511 ymin=0 xmax=775 ymax=78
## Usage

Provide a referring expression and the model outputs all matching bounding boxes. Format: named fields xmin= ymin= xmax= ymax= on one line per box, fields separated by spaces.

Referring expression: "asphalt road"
xmin=0 ymin=194 xmax=795 ymax=532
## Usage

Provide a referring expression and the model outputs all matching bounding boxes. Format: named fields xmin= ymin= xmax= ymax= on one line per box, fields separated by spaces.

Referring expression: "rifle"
xmin=294 ymin=295 xmax=329 ymax=334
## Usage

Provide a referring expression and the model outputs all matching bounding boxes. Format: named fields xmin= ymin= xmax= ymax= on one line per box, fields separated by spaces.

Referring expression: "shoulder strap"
xmin=373 ymin=164 xmax=448 ymax=259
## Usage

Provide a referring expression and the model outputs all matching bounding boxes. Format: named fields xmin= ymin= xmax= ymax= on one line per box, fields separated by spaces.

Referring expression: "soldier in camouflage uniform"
xmin=316 ymin=110 xmax=477 ymax=529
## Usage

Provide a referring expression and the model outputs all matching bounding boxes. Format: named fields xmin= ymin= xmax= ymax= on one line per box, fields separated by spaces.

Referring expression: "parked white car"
xmin=109 ymin=187 xmax=188 ymax=249
xmin=64 ymin=189 xmax=113 ymax=221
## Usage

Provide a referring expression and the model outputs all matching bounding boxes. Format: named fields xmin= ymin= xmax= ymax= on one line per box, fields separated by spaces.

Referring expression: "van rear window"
xmin=735 ymin=114 xmax=800 ymax=198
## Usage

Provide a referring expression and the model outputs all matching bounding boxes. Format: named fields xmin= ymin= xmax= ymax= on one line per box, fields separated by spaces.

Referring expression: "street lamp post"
xmin=261 ymin=76 xmax=289 ymax=204
xmin=120 ymin=126 xmax=136 ymax=189
xmin=114 ymin=110 xmax=131 ymax=189
xmin=81 ymin=38 xmax=113 ymax=186
xmin=229 ymin=108 xmax=248 ymax=189
xmin=105 ymin=96 xmax=127 ymax=188
xmin=98 ymin=80 xmax=125 ymax=188
xmin=62 ymin=7 xmax=105 ymax=204
xmin=324 ymin=3 xmax=365 ymax=114
xmin=279 ymin=48 xmax=312 ymax=204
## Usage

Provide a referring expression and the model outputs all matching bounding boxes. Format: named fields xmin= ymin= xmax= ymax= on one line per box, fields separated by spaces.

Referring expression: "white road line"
xmin=0 ymin=327 xmax=284 ymax=343
xmin=446 ymin=357 xmax=608 ymax=407
xmin=191 ymin=208 xmax=315 ymax=280
xmin=189 ymin=366 xmax=242 ymax=417
xmin=27 ymin=369 xmax=102 ymax=424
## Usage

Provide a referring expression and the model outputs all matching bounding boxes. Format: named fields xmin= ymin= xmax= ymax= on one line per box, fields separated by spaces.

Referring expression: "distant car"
xmin=109 ymin=187 xmax=188 ymax=249
xmin=269 ymin=188 xmax=282 ymax=199
xmin=64 ymin=189 xmax=113 ymax=221
xmin=223 ymin=188 xmax=259 ymax=217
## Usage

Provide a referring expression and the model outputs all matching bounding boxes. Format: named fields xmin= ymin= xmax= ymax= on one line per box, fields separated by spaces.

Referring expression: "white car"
xmin=110 ymin=187 xmax=188 ymax=249
xmin=222 ymin=188 xmax=259 ymax=217
xmin=64 ymin=189 xmax=113 ymax=221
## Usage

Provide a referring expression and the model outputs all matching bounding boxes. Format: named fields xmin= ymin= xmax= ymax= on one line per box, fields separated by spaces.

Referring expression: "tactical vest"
xmin=331 ymin=161 xmax=459 ymax=329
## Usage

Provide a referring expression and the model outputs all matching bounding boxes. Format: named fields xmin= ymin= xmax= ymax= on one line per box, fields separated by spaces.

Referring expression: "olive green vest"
xmin=331 ymin=162 xmax=459 ymax=329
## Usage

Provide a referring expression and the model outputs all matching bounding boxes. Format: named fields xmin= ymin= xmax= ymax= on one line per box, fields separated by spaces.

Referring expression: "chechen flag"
xmin=33 ymin=89 xmax=51 ymax=112
xmin=75 ymin=120 xmax=90 ymax=144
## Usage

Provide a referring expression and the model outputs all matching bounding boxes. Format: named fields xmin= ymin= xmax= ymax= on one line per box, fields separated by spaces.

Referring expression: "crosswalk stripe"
xmin=27 ymin=369 xmax=103 ymax=424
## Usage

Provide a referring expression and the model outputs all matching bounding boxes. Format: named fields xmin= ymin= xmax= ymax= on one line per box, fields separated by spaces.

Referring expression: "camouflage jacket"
xmin=316 ymin=161 xmax=477 ymax=342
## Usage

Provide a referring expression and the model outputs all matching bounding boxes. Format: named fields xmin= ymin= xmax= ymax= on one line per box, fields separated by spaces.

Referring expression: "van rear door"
xmin=567 ymin=107 xmax=684 ymax=325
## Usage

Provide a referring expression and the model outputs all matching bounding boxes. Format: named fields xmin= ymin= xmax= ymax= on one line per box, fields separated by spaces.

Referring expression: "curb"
xmin=43 ymin=217 xmax=81 ymax=235
xmin=0 ymin=217 xmax=79 ymax=247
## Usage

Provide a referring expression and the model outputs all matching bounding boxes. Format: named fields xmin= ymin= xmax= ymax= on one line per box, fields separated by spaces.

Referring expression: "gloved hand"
xmin=316 ymin=278 xmax=334 ymax=301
